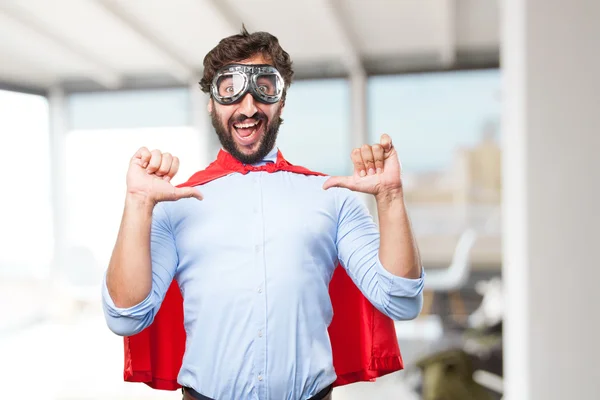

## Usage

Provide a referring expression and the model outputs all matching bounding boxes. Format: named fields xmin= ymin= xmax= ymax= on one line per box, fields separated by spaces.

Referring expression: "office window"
xmin=369 ymin=70 xmax=501 ymax=267
xmin=276 ymin=79 xmax=351 ymax=176
xmin=64 ymin=127 xmax=203 ymax=270
xmin=0 ymin=90 xmax=52 ymax=278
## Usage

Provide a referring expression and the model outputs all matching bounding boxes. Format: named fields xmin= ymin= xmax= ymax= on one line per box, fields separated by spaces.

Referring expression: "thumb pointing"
xmin=173 ymin=187 xmax=203 ymax=201
xmin=322 ymin=176 xmax=352 ymax=190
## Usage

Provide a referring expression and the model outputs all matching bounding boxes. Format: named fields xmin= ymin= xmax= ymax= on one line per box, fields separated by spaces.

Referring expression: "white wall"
xmin=502 ymin=1 xmax=600 ymax=399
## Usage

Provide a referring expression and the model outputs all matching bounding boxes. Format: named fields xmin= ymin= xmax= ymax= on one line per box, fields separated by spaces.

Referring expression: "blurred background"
xmin=0 ymin=0 xmax=597 ymax=399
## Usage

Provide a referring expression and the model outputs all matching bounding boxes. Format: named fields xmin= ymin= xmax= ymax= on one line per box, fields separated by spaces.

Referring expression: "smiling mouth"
xmin=232 ymin=119 xmax=263 ymax=144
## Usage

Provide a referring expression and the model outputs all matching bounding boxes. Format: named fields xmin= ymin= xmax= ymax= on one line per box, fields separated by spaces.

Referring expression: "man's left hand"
xmin=323 ymin=134 xmax=402 ymax=196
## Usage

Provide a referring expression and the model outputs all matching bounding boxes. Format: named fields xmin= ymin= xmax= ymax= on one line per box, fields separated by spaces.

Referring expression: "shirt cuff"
xmin=102 ymin=273 xmax=156 ymax=318
xmin=375 ymin=257 xmax=425 ymax=298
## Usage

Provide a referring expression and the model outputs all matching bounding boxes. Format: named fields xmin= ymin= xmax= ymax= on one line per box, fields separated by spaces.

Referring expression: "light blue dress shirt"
xmin=102 ymin=147 xmax=425 ymax=400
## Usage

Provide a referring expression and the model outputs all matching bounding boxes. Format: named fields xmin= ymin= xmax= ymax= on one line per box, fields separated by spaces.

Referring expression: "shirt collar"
xmin=219 ymin=146 xmax=279 ymax=167
xmin=255 ymin=146 xmax=279 ymax=166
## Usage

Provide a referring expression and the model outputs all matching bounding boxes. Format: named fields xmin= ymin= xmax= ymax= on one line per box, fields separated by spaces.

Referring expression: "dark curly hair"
xmin=199 ymin=26 xmax=294 ymax=104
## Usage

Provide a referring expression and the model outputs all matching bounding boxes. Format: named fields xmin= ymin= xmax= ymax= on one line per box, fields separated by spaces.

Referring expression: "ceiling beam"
xmin=0 ymin=2 xmax=121 ymax=89
xmin=205 ymin=0 xmax=248 ymax=33
xmin=94 ymin=0 xmax=196 ymax=83
xmin=0 ymin=80 xmax=47 ymax=96
xmin=324 ymin=0 xmax=364 ymax=75
xmin=439 ymin=0 xmax=457 ymax=66
xmin=58 ymin=50 xmax=500 ymax=94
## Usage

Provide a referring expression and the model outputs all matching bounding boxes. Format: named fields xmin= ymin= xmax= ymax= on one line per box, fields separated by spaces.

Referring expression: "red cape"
xmin=123 ymin=150 xmax=403 ymax=390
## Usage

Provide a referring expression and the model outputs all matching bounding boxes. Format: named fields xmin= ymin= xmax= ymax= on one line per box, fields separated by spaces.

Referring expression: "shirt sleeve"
xmin=101 ymin=202 xmax=179 ymax=336
xmin=335 ymin=189 xmax=425 ymax=321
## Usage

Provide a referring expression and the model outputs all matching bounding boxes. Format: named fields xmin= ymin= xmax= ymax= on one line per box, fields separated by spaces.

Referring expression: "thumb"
xmin=380 ymin=133 xmax=393 ymax=152
xmin=173 ymin=186 xmax=203 ymax=201
xmin=323 ymin=176 xmax=353 ymax=190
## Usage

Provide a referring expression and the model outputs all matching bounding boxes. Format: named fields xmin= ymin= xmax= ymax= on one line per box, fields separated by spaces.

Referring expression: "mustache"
xmin=230 ymin=112 xmax=267 ymax=125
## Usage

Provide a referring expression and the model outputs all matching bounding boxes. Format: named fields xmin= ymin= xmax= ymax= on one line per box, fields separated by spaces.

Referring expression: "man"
xmin=102 ymin=28 xmax=424 ymax=400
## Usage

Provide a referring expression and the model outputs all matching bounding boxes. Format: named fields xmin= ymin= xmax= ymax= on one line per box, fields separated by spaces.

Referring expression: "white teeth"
xmin=234 ymin=121 xmax=259 ymax=129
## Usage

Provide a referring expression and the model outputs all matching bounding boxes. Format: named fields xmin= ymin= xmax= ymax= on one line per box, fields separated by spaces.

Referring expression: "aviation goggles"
xmin=210 ymin=64 xmax=285 ymax=105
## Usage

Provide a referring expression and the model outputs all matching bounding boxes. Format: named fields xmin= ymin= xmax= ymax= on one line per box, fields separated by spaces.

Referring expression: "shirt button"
xmin=255 ymin=245 xmax=261 ymax=253
xmin=258 ymin=330 xmax=263 ymax=337
xmin=257 ymin=287 xmax=263 ymax=294
xmin=258 ymin=375 xmax=263 ymax=381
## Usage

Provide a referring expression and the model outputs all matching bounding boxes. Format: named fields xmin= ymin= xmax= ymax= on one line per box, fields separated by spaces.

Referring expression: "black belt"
xmin=183 ymin=384 xmax=333 ymax=400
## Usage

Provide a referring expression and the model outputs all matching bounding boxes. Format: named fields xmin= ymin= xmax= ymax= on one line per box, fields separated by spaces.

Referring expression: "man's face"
xmin=208 ymin=54 xmax=284 ymax=164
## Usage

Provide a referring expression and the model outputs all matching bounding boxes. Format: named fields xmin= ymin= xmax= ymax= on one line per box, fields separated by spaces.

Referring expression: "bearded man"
xmin=102 ymin=27 xmax=424 ymax=400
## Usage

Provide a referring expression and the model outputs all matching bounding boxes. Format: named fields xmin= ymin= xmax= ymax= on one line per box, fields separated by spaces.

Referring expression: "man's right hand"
xmin=126 ymin=147 xmax=203 ymax=205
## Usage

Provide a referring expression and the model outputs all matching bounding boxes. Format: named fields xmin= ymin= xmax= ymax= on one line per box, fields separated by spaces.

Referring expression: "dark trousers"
xmin=182 ymin=384 xmax=333 ymax=400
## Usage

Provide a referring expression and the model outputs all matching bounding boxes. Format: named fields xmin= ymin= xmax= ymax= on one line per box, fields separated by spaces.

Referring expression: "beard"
xmin=211 ymin=107 xmax=282 ymax=165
